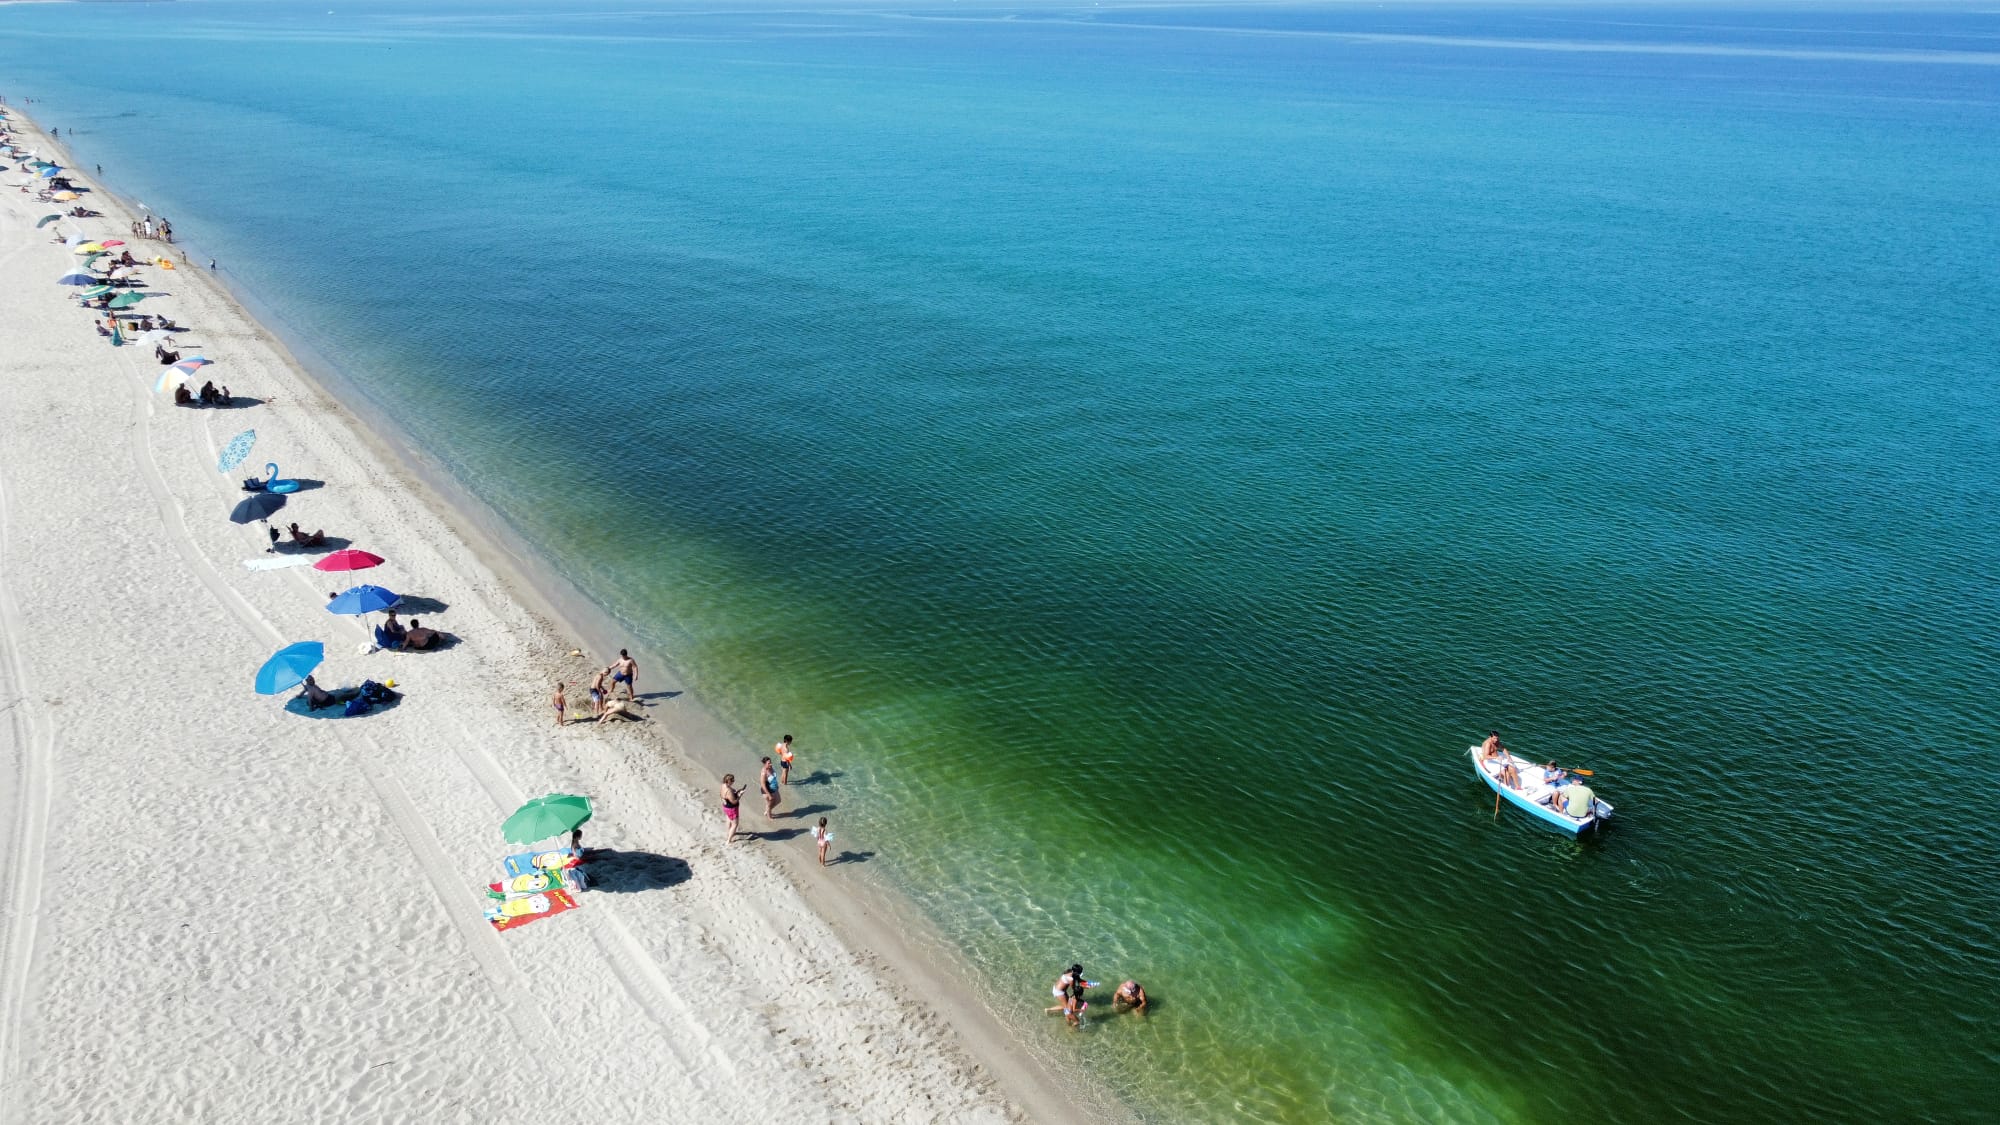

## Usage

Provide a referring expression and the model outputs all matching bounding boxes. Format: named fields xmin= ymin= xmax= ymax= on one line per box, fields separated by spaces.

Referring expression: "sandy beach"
xmin=0 ymin=107 xmax=1089 ymax=1124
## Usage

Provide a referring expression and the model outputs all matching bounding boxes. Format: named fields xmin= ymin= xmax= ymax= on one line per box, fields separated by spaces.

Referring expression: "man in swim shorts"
xmin=610 ymin=649 xmax=637 ymax=701
xmin=588 ymin=668 xmax=609 ymax=719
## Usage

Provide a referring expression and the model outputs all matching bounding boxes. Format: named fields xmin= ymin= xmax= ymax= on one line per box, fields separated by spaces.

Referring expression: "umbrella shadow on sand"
xmin=202 ymin=395 xmax=267 ymax=411
xmin=583 ymin=850 xmax=692 ymax=893
xmin=393 ymin=596 xmax=449 ymax=614
xmin=282 ymin=690 xmax=404 ymax=720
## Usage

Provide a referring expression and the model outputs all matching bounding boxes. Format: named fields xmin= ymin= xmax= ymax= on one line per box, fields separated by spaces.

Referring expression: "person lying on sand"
xmin=287 ymin=523 xmax=327 ymax=548
xmin=597 ymin=698 xmax=642 ymax=724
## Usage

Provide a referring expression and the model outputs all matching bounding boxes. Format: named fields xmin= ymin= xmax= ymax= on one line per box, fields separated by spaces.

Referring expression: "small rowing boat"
xmin=1469 ymin=746 xmax=1613 ymax=834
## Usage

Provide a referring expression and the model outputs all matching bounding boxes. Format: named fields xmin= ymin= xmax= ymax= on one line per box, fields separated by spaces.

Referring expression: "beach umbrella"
xmin=172 ymin=356 xmax=212 ymax=377
xmin=218 ymin=429 xmax=257 ymax=473
xmin=501 ymin=794 xmax=593 ymax=844
xmin=154 ymin=368 xmax=187 ymax=395
xmin=73 ymin=243 xmax=103 ymax=255
xmin=314 ymin=549 xmax=384 ymax=573
xmin=52 ymin=191 xmax=77 ymax=201
xmin=101 ymin=239 xmax=125 ymax=248
xmin=37 ymin=166 xmax=58 ymax=178
xmin=230 ymin=492 xmax=286 ymax=524
xmin=255 ymin=641 xmax=324 ymax=695
xmin=326 ymin=584 xmax=401 ymax=615
xmin=57 ymin=268 xmax=93 ymax=286
xmin=136 ymin=328 xmax=175 ymax=347
xmin=108 ymin=292 xmax=147 ymax=309
xmin=35 ymin=214 xmax=59 ymax=228
xmin=79 ymin=285 xmax=114 ymax=298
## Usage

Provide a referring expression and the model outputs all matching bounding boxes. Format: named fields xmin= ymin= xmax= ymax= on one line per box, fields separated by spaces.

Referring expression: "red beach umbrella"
xmin=313 ymin=549 xmax=385 ymax=573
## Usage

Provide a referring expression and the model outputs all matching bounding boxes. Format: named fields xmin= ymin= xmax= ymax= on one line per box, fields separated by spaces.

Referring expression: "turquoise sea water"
xmin=6 ymin=3 xmax=1999 ymax=1120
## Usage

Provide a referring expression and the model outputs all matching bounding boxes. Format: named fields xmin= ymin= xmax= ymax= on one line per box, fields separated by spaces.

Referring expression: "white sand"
xmin=0 ymin=111 xmax=1091 ymax=1123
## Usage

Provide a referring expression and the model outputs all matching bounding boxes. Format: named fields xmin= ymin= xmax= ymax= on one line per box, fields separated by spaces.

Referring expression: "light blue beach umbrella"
xmin=255 ymin=641 xmax=324 ymax=695
xmin=327 ymin=585 xmax=401 ymax=616
xmin=218 ymin=429 xmax=257 ymax=473
xmin=38 ymin=166 xmax=58 ymax=178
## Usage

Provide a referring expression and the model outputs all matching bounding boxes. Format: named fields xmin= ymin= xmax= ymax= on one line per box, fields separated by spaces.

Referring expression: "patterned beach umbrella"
xmin=218 ymin=429 xmax=257 ymax=473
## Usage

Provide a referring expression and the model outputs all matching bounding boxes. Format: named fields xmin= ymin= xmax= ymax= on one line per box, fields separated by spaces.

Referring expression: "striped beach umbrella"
xmin=172 ymin=356 xmax=212 ymax=378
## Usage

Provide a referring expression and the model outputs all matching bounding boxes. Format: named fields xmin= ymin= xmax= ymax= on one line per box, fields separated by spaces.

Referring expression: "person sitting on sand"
xmin=402 ymin=618 xmax=439 ymax=651
xmin=173 ymin=383 xmax=193 ymax=407
xmin=198 ymin=380 xmax=219 ymax=405
xmin=1112 ymin=980 xmax=1148 ymax=1014
xmin=375 ymin=610 xmax=408 ymax=651
xmin=288 ymin=523 xmax=327 ymax=548
xmin=300 ymin=675 xmax=336 ymax=711
xmin=156 ymin=345 xmax=179 ymax=365
xmin=217 ymin=385 xmax=232 ymax=406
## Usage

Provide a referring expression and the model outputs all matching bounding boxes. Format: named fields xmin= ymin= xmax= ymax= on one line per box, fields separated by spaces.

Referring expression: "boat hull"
xmin=1469 ymin=747 xmax=1610 ymax=834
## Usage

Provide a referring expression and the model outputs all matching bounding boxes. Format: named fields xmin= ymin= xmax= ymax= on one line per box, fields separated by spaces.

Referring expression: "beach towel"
xmin=484 ymin=887 xmax=578 ymax=932
xmin=487 ymin=866 xmax=585 ymax=899
xmin=242 ymin=556 xmax=313 ymax=571
xmin=501 ymin=848 xmax=583 ymax=878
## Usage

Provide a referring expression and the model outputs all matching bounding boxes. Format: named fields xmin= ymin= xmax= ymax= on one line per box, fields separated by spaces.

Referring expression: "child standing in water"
xmin=777 ymin=735 xmax=795 ymax=783
xmin=811 ymin=817 xmax=832 ymax=866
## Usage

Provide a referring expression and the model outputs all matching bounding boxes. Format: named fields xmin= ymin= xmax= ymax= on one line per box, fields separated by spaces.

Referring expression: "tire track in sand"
xmin=0 ymin=224 xmax=60 ymax=1103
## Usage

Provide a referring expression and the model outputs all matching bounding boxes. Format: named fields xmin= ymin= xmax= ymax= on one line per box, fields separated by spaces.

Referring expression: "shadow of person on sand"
xmin=207 ymin=395 xmax=267 ymax=410
xmin=273 ymin=535 xmax=352 ymax=556
xmin=792 ymin=770 xmax=844 ymax=786
xmin=829 ymin=850 xmax=875 ymax=866
xmin=584 ymin=850 xmax=692 ymax=893
xmin=788 ymin=803 xmax=835 ymax=820
xmin=635 ymin=690 xmax=681 ymax=703
xmin=748 ymin=826 xmax=808 ymax=842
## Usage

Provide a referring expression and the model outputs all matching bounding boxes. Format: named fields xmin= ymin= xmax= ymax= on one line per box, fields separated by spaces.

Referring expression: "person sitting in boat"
xmin=1553 ymin=782 xmax=1595 ymax=819
xmin=1496 ymin=754 xmax=1521 ymax=789
xmin=1480 ymin=730 xmax=1503 ymax=758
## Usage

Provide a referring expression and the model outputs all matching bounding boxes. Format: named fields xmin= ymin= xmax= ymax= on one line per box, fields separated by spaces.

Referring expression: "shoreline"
xmin=1 ymin=103 xmax=1114 ymax=1124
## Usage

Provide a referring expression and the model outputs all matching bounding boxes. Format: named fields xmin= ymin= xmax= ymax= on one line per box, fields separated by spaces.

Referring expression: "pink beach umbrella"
xmin=172 ymin=357 xmax=212 ymax=378
xmin=313 ymin=549 xmax=385 ymax=573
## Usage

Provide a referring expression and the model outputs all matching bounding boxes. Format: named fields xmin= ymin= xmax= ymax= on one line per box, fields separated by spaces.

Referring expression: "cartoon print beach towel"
xmin=501 ymin=848 xmax=582 ymax=878
xmin=484 ymin=887 xmax=579 ymax=932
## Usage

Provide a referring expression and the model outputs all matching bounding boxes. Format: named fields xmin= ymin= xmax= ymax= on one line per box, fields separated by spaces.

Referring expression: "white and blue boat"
xmin=1469 ymin=746 xmax=1613 ymax=834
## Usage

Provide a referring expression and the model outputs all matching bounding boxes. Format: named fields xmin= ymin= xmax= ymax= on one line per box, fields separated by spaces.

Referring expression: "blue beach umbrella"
xmin=57 ymin=268 xmax=94 ymax=286
xmin=327 ymin=585 xmax=401 ymax=615
xmin=255 ymin=641 xmax=324 ymax=695
xmin=38 ymin=166 xmax=58 ymax=178
xmin=218 ymin=429 xmax=256 ymax=473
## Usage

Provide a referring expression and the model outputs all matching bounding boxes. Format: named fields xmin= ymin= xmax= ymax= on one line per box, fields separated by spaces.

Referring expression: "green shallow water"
xmin=5 ymin=2 xmax=1999 ymax=1120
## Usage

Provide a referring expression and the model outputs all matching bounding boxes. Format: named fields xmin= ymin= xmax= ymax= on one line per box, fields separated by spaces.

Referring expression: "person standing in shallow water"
xmin=759 ymin=756 xmax=781 ymax=819
xmin=776 ymin=734 xmax=795 ymax=784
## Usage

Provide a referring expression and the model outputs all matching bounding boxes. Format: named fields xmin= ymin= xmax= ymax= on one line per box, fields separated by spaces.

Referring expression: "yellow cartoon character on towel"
xmin=531 ymin=851 xmax=578 ymax=871
xmin=486 ymin=893 xmax=553 ymax=928
xmin=504 ymin=873 xmax=553 ymax=894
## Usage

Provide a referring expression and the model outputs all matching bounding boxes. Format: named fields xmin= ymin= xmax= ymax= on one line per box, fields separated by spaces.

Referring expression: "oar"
xmin=1554 ymin=766 xmax=1595 ymax=777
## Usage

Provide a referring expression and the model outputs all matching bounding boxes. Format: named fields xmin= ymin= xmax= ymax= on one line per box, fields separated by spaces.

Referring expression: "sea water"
xmin=4 ymin=2 xmax=1997 ymax=1120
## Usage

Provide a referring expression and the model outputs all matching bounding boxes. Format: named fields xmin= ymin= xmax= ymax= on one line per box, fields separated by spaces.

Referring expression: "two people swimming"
xmin=1045 ymin=964 xmax=1149 ymax=1029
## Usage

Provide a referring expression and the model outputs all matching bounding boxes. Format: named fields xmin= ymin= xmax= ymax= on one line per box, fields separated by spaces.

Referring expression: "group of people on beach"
xmin=717 ymin=735 xmax=832 ymax=865
xmin=551 ymin=648 xmax=641 ymax=725
xmin=1046 ymin=964 xmax=1148 ymax=1030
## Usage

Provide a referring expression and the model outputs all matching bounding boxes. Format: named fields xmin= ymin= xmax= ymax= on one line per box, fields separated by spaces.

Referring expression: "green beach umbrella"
xmin=107 ymin=292 xmax=148 ymax=309
xmin=80 ymin=285 xmax=114 ymax=298
xmin=501 ymin=794 xmax=593 ymax=844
